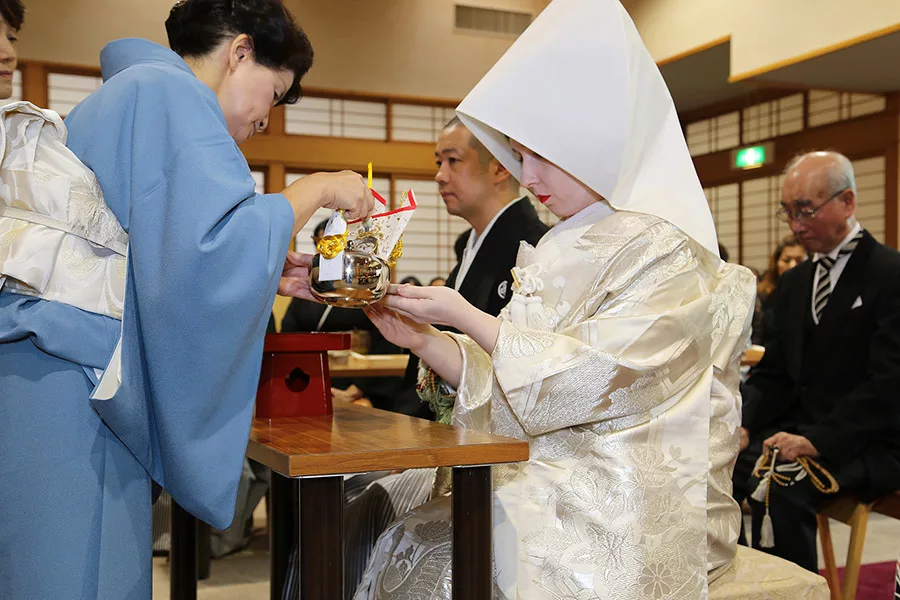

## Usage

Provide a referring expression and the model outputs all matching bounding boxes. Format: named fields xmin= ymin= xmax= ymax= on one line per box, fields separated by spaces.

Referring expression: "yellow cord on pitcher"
xmin=317 ymin=212 xmax=348 ymax=259
xmin=387 ymin=236 xmax=403 ymax=267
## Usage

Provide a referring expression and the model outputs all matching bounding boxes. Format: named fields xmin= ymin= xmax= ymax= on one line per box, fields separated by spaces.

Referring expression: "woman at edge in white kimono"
xmin=354 ymin=0 xmax=756 ymax=598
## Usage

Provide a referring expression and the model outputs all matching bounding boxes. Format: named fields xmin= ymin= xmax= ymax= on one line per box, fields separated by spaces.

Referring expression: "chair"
xmin=709 ymin=545 xmax=829 ymax=599
xmin=817 ymin=492 xmax=900 ymax=600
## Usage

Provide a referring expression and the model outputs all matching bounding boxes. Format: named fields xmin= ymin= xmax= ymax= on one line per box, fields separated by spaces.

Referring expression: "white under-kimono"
xmin=354 ymin=202 xmax=755 ymax=600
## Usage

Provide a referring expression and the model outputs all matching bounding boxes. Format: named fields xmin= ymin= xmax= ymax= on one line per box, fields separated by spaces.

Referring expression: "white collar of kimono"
xmin=544 ymin=199 xmax=614 ymax=241
xmin=521 ymin=200 xmax=614 ymax=279
xmin=456 ymin=0 xmax=720 ymax=257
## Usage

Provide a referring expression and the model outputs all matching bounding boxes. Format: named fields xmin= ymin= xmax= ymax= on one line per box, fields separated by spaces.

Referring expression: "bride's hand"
xmin=381 ymin=284 xmax=470 ymax=328
xmin=363 ymin=303 xmax=438 ymax=352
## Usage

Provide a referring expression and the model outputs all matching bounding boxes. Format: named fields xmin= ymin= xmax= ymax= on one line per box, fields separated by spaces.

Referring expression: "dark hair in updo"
xmin=165 ymin=0 xmax=313 ymax=105
xmin=0 ymin=0 xmax=25 ymax=30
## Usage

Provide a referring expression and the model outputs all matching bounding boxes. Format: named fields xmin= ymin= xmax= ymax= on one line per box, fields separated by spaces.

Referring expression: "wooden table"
xmin=169 ymin=403 xmax=529 ymax=600
xmin=248 ymin=403 xmax=528 ymax=600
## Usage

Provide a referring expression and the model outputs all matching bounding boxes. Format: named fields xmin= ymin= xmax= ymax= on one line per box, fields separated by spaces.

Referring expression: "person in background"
xmin=751 ymin=235 xmax=807 ymax=346
xmin=399 ymin=275 xmax=422 ymax=286
xmin=736 ymin=151 xmax=900 ymax=573
xmin=429 ymin=276 xmax=447 ymax=287
xmin=895 ymin=553 xmax=899 ymax=599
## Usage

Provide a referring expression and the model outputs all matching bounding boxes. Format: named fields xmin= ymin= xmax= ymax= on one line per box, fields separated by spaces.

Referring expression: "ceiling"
xmin=658 ymin=41 xmax=751 ymax=113
xmin=659 ymin=27 xmax=900 ymax=115
xmin=731 ymin=28 xmax=900 ymax=92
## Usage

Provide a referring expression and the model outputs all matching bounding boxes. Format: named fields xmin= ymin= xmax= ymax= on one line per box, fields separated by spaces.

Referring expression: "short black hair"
xmin=166 ymin=0 xmax=313 ymax=105
xmin=0 ymin=0 xmax=24 ymax=30
xmin=313 ymin=219 xmax=328 ymax=238
xmin=443 ymin=116 xmax=520 ymax=190
xmin=444 ymin=116 xmax=493 ymax=167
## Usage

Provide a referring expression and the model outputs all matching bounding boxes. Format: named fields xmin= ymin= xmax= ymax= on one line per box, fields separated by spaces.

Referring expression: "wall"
xmin=19 ymin=0 xmax=548 ymax=99
xmin=619 ymin=0 xmax=731 ymax=63
xmin=728 ymin=0 xmax=900 ymax=78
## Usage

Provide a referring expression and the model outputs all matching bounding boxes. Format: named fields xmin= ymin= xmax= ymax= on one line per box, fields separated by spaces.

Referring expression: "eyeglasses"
xmin=776 ymin=189 xmax=847 ymax=223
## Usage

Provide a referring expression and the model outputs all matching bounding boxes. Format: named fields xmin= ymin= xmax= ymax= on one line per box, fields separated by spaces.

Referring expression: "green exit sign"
xmin=732 ymin=143 xmax=773 ymax=170
xmin=735 ymin=146 xmax=766 ymax=169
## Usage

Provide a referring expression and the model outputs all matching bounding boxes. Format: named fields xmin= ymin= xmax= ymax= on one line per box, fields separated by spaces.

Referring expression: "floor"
xmin=152 ymin=503 xmax=271 ymax=600
xmin=151 ymin=501 xmax=900 ymax=600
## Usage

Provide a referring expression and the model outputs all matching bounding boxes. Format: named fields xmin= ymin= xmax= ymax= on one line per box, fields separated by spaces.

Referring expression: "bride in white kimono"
xmin=354 ymin=0 xmax=756 ymax=598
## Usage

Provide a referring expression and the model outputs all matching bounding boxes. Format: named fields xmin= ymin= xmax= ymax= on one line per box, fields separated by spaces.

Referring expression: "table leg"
xmin=196 ymin=520 xmax=211 ymax=580
xmin=452 ymin=466 xmax=492 ymax=600
xmin=170 ymin=500 xmax=197 ymax=600
xmin=300 ymin=476 xmax=344 ymax=600
xmin=270 ymin=472 xmax=300 ymax=600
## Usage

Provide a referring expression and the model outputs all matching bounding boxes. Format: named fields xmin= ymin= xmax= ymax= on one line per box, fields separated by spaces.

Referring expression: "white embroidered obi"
xmin=0 ymin=101 xmax=127 ymax=320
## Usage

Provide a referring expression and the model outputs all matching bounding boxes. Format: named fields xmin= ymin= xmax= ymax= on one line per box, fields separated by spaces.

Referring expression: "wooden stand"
xmin=256 ymin=333 xmax=351 ymax=418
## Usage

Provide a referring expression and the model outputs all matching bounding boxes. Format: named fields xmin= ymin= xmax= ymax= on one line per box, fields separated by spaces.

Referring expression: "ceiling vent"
xmin=455 ymin=4 xmax=532 ymax=36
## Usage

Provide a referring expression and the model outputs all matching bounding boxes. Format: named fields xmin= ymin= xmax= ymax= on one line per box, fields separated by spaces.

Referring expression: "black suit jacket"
xmin=389 ymin=197 xmax=550 ymax=417
xmin=742 ymin=230 xmax=900 ymax=498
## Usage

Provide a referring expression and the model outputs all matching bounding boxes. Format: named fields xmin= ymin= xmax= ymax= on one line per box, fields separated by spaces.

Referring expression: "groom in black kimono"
xmin=385 ymin=117 xmax=549 ymax=417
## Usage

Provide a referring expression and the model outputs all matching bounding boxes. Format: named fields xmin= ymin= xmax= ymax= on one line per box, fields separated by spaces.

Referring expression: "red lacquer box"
xmin=256 ymin=332 xmax=351 ymax=418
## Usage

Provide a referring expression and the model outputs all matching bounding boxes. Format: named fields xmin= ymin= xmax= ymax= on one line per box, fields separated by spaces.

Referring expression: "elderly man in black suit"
xmin=734 ymin=150 xmax=900 ymax=572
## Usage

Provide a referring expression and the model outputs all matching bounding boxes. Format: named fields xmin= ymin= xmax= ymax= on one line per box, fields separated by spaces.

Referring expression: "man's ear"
xmin=491 ymin=159 xmax=512 ymax=185
xmin=841 ymin=188 xmax=857 ymax=216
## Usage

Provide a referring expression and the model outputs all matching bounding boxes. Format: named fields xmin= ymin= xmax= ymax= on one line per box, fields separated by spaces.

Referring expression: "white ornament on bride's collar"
xmin=511 ymin=264 xmax=544 ymax=296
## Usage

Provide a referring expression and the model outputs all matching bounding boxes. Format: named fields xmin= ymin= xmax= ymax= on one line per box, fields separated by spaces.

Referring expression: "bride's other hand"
xmin=382 ymin=284 xmax=470 ymax=328
xmin=363 ymin=303 xmax=437 ymax=352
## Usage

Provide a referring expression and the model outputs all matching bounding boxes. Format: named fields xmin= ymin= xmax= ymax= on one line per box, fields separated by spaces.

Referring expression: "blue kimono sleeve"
xmin=93 ymin=137 xmax=294 ymax=528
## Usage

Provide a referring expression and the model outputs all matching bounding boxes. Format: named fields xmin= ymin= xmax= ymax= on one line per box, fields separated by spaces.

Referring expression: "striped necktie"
xmin=813 ymin=230 xmax=863 ymax=322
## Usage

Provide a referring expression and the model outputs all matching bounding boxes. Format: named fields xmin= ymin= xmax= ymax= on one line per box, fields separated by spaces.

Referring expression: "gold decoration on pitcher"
xmin=387 ymin=236 xmax=403 ymax=267
xmin=316 ymin=230 xmax=348 ymax=259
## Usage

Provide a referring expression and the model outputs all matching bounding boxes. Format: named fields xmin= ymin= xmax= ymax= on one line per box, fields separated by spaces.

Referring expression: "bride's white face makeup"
xmin=510 ymin=139 xmax=600 ymax=218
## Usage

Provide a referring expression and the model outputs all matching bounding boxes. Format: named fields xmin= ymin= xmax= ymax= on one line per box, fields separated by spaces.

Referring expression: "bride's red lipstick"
xmin=537 ymin=194 xmax=551 ymax=203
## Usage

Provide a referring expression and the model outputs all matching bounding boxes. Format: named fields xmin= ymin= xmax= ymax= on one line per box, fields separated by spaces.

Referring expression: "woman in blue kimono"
xmin=0 ymin=1 xmax=372 ymax=598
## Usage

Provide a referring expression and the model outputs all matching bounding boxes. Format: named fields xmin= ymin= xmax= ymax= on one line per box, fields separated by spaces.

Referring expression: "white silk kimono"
xmin=354 ymin=203 xmax=756 ymax=600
